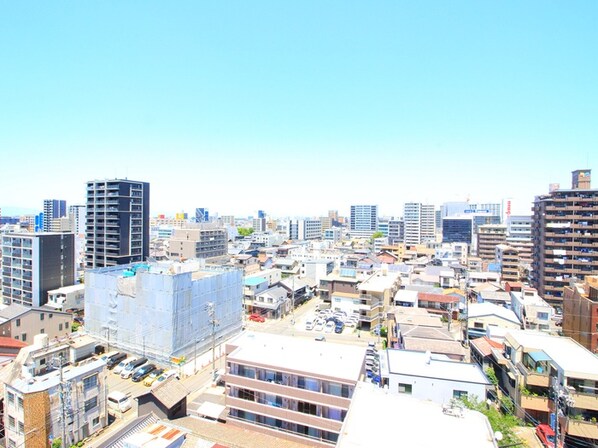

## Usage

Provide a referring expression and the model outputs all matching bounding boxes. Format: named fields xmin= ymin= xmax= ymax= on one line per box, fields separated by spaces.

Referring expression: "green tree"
xmin=237 ymin=227 xmax=254 ymax=237
xmin=370 ymin=231 xmax=384 ymax=240
xmin=485 ymin=366 xmax=498 ymax=386
xmin=460 ymin=396 xmax=522 ymax=446
xmin=71 ymin=322 xmax=81 ymax=332
xmin=52 ymin=438 xmax=62 ymax=448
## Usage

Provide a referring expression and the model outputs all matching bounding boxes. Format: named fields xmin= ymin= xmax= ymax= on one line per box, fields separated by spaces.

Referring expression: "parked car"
xmin=315 ymin=335 xmax=326 ymax=342
xmin=248 ymin=313 xmax=265 ymax=323
xmin=305 ymin=319 xmax=314 ymax=331
xmin=121 ymin=357 xmax=148 ymax=379
xmin=154 ymin=369 xmax=180 ymax=386
xmin=107 ymin=391 xmax=132 ymax=414
xmin=143 ymin=368 xmax=165 ymax=387
xmin=106 ymin=352 xmax=127 ymax=369
xmin=113 ymin=356 xmax=134 ymax=375
xmin=334 ymin=323 xmax=345 ymax=334
xmin=324 ymin=321 xmax=335 ymax=333
xmin=132 ymin=363 xmax=156 ymax=382
xmin=535 ymin=424 xmax=561 ymax=448
xmin=314 ymin=321 xmax=325 ymax=332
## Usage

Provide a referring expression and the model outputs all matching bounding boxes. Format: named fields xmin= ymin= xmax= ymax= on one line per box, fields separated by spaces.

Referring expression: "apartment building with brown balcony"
xmin=223 ymin=332 xmax=365 ymax=447
xmin=563 ymin=275 xmax=598 ymax=354
xmin=531 ymin=170 xmax=598 ymax=307
xmin=476 ymin=224 xmax=507 ymax=261
xmin=496 ymin=244 xmax=521 ymax=283
xmin=496 ymin=330 xmax=598 ymax=446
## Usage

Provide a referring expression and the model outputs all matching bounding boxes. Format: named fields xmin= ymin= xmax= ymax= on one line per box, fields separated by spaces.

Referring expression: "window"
xmin=59 ymin=323 xmax=63 ymax=331
xmin=537 ymin=312 xmax=549 ymax=320
xmin=49 ymin=313 xmax=53 ymax=319
xmin=453 ymin=390 xmax=468 ymax=399
xmin=15 ymin=319 xmax=20 ymax=327
xmin=298 ymin=401 xmax=318 ymax=415
xmin=40 ymin=313 xmax=44 ymax=321
xmin=21 ymin=333 xmax=27 ymax=342
xmin=7 ymin=391 xmax=14 ymax=405
xmin=83 ymin=374 xmax=98 ymax=391
xmin=18 ymin=421 xmax=24 ymax=434
xmin=17 ymin=396 xmax=23 ymax=410
xmin=8 ymin=416 xmax=15 ymax=429
xmin=238 ymin=388 xmax=255 ymax=401
xmin=92 ymin=416 xmax=100 ymax=426
xmin=398 ymin=383 xmax=413 ymax=394
xmin=8 ymin=439 xmax=16 ymax=448
xmin=84 ymin=396 xmax=98 ymax=412
xmin=40 ymin=328 xmax=45 ymax=334
xmin=65 ymin=322 xmax=69 ymax=329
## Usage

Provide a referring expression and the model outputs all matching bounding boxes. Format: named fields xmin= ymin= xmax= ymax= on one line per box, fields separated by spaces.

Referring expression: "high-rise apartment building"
xmin=563 ymin=276 xmax=598 ymax=354
xmin=403 ymin=203 xmax=435 ymax=245
xmin=349 ymin=205 xmax=378 ymax=238
xmin=43 ymin=199 xmax=66 ymax=232
xmin=85 ymin=179 xmax=150 ymax=269
xmin=388 ymin=219 xmax=404 ymax=245
xmin=476 ymin=224 xmax=507 ymax=261
xmin=69 ymin=205 xmax=86 ymax=235
xmin=1 ymin=233 xmax=75 ymax=307
xmin=168 ymin=225 xmax=227 ymax=260
xmin=532 ymin=169 xmax=598 ymax=305
xmin=506 ymin=215 xmax=532 ymax=263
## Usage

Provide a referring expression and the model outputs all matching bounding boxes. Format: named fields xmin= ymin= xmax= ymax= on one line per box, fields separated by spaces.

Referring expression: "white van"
xmin=107 ymin=391 xmax=132 ymax=414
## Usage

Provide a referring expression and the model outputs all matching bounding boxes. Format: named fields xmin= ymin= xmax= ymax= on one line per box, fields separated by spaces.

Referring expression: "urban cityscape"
xmin=0 ymin=169 xmax=597 ymax=448
xmin=2 ymin=2 xmax=598 ymax=448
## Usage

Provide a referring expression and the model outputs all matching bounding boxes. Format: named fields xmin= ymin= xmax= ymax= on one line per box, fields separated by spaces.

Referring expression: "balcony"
xmin=521 ymin=395 xmax=551 ymax=412
xmin=567 ymin=419 xmax=598 ymax=439
xmin=571 ymin=392 xmax=598 ymax=412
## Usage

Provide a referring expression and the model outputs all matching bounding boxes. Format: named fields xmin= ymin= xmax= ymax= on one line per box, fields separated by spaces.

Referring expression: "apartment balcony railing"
xmin=571 ymin=392 xmax=598 ymax=412
xmin=566 ymin=419 xmax=598 ymax=439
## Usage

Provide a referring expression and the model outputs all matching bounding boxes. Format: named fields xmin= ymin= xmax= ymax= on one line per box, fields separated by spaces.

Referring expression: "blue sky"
xmin=1 ymin=1 xmax=596 ymax=218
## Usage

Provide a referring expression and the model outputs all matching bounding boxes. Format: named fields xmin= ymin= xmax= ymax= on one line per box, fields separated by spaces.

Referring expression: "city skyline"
xmin=1 ymin=2 xmax=596 ymax=217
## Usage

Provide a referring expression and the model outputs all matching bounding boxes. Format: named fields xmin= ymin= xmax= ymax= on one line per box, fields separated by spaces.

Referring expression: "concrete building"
xmin=338 ymin=382 xmax=498 ymax=448
xmin=84 ymin=260 xmax=243 ymax=364
xmin=506 ymin=215 xmax=532 ymax=263
xmin=68 ymin=205 xmax=86 ymax=235
xmin=509 ymin=287 xmax=557 ymax=333
xmin=349 ymin=205 xmax=378 ymax=238
xmin=300 ymin=259 xmax=334 ymax=284
xmin=3 ymin=334 xmax=107 ymax=448
xmin=85 ymin=179 xmax=150 ymax=269
xmin=388 ymin=218 xmax=404 ymax=245
xmin=495 ymin=244 xmax=520 ymax=283
xmin=466 ymin=302 xmax=521 ymax=338
xmin=43 ymin=199 xmax=66 ymax=232
xmin=531 ymin=169 xmax=598 ymax=305
xmin=403 ymin=203 xmax=436 ymax=245
xmin=1 ymin=232 xmax=75 ymax=307
xmin=476 ymin=224 xmax=507 ymax=261
xmin=195 ymin=207 xmax=209 ymax=223
xmin=563 ymin=276 xmax=598 ymax=353
xmin=0 ymin=304 xmax=72 ymax=344
xmin=221 ymin=215 xmax=235 ymax=227
xmin=319 ymin=216 xmax=332 ymax=230
xmin=46 ymin=284 xmax=85 ymax=312
xmin=497 ymin=330 xmax=598 ymax=445
xmin=381 ymin=349 xmax=490 ymax=405
xmin=224 ymin=332 xmax=365 ymax=447
xmin=288 ymin=219 xmax=322 ymax=241
xmin=323 ymin=227 xmax=342 ymax=243
xmin=167 ymin=226 xmax=227 ymax=260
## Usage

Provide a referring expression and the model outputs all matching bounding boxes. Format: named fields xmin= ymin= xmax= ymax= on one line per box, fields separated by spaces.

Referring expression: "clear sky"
xmin=1 ymin=1 xmax=596 ymax=219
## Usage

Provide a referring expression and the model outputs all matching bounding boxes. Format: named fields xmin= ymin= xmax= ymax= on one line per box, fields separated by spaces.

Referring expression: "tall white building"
xmin=403 ymin=203 xmax=436 ymax=245
xmin=69 ymin=205 xmax=86 ymax=235
xmin=350 ymin=205 xmax=378 ymax=238
xmin=288 ymin=219 xmax=322 ymax=240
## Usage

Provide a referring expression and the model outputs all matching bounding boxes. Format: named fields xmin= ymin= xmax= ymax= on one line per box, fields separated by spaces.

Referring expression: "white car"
xmin=153 ymin=369 xmax=180 ymax=387
xmin=305 ymin=320 xmax=314 ymax=331
xmin=324 ymin=321 xmax=335 ymax=333
xmin=113 ymin=357 xmax=134 ymax=375
xmin=314 ymin=321 xmax=324 ymax=332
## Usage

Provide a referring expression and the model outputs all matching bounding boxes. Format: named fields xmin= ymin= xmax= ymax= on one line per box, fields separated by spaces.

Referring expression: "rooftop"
xmin=338 ymin=382 xmax=497 ymax=448
xmin=226 ymin=332 xmax=365 ymax=382
xmin=385 ymin=349 xmax=490 ymax=384
xmin=506 ymin=330 xmax=598 ymax=381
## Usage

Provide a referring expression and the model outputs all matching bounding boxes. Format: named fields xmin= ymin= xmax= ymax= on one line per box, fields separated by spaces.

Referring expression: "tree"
xmin=370 ymin=231 xmax=384 ymax=240
xmin=460 ymin=396 xmax=522 ymax=446
xmin=237 ymin=227 xmax=254 ymax=237
xmin=52 ymin=438 xmax=62 ymax=448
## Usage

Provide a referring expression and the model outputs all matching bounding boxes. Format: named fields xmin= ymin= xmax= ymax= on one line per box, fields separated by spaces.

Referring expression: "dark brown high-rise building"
xmin=531 ymin=169 xmax=597 ymax=307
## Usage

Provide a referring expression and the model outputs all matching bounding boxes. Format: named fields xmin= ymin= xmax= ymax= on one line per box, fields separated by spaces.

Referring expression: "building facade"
xmin=1 ymin=233 xmax=75 ymax=307
xmin=289 ymin=219 xmax=323 ymax=241
xmin=84 ymin=260 xmax=243 ymax=363
xmin=476 ymin=224 xmax=507 ymax=261
xmin=349 ymin=205 xmax=378 ymax=238
xmin=531 ymin=169 xmax=598 ymax=305
xmin=563 ymin=276 xmax=598 ymax=353
xmin=224 ymin=332 xmax=365 ymax=447
xmin=43 ymin=199 xmax=66 ymax=232
xmin=167 ymin=226 xmax=227 ymax=260
xmin=85 ymin=179 xmax=150 ymax=269
xmin=442 ymin=217 xmax=473 ymax=244
xmin=403 ymin=203 xmax=435 ymax=245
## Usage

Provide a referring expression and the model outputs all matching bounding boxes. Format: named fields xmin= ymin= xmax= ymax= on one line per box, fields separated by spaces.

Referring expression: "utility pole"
xmin=291 ymin=276 xmax=295 ymax=325
xmin=206 ymin=302 xmax=219 ymax=382
xmin=552 ymin=377 xmax=574 ymax=448
xmin=54 ymin=354 xmax=67 ymax=447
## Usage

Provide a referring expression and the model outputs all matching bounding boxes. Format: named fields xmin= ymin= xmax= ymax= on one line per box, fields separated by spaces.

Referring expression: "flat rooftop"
xmin=227 ymin=332 xmax=365 ymax=382
xmin=338 ymin=382 xmax=497 ymax=448
xmin=359 ymin=271 xmax=401 ymax=292
xmin=385 ymin=349 xmax=490 ymax=385
xmin=506 ymin=330 xmax=598 ymax=381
